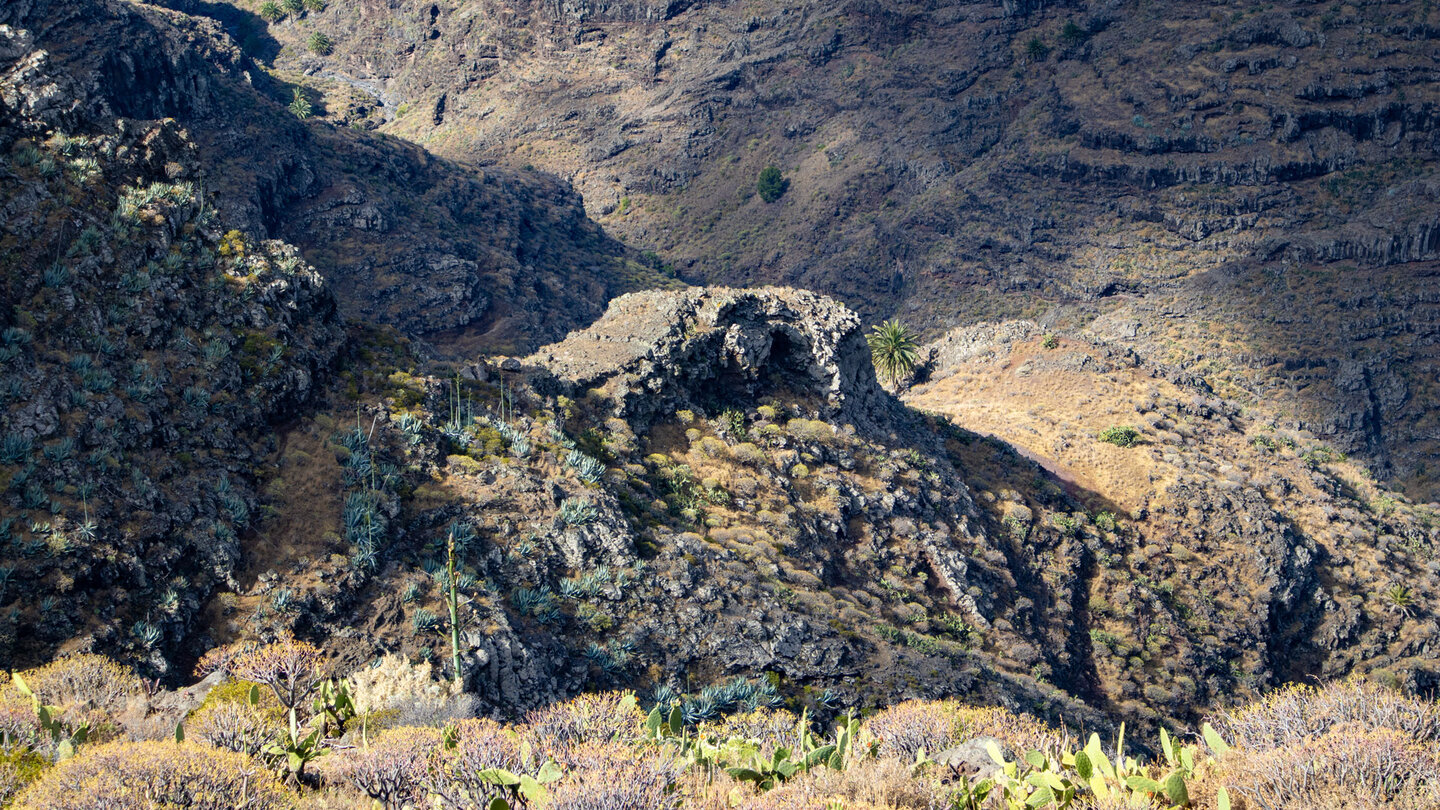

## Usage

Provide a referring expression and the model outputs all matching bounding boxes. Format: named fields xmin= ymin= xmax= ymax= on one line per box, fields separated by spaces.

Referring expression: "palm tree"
xmin=866 ymin=320 xmax=920 ymax=388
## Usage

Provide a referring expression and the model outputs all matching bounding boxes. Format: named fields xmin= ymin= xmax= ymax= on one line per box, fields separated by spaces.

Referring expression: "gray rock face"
xmin=549 ymin=0 xmax=697 ymax=23
xmin=927 ymin=321 xmax=1042 ymax=372
xmin=527 ymin=286 xmax=889 ymax=429
xmin=934 ymin=737 xmax=1010 ymax=780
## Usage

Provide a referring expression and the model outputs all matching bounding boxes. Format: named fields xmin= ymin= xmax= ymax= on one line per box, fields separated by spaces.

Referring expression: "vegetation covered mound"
xmin=4 ymin=655 xmax=1437 ymax=810
xmin=0 ymin=36 xmax=345 ymax=671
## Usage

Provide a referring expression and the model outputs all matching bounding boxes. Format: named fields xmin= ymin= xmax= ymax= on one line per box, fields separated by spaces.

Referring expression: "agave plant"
xmin=559 ymin=497 xmax=599 ymax=527
xmin=565 ymin=449 xmax=605 ymax=484
xmin=1384 ymin=584 xmax=1416 ymax=618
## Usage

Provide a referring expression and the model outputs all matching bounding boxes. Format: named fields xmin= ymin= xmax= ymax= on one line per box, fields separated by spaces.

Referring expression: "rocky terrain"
xmin=230 ymin=286 xmax=1110 ymax=731
xmin=3 ymin=0 xmax=652 ymax=354
xmin=912 ymin=322 xmax=1440 ymax=718
xmin=0 ymin=19 xmax=344 ymax=674
xmin=2 ymin=0 xmax=1440 ymax=779
xmin=197 ymin=0 xmax=1440 ymax=497
xmin=43 ymin=281 xmax=1425 ymax=741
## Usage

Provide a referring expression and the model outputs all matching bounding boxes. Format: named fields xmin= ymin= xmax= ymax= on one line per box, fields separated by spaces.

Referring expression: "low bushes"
xmin=8 ymin=654 xmax=139 ymax=715
xmin=7 ymin=653 xmax=1440 ymax=810
xmin=324 ymin=726 xmax=440 ymax=809
xmin=13 ymin=741 xmax=290 ymax=810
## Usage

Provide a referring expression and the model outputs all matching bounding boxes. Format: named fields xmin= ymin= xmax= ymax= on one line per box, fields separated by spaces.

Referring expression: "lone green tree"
xmin=866 ymin=320 xmax=920 ymax=388
xmin=757 ymin=166 xmax=788 ymax=203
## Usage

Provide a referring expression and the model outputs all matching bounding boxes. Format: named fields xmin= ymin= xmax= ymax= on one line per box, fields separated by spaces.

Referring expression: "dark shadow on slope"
xmin=1146 ymin=258 xmax=1440 ymax=501
xmin=16 ymin=0 xmax=635 ymax=353
xmin=151 ymin=0 xmax=283 ymax=64
xmin=929 ymin=420 xmax=1112 ymax=712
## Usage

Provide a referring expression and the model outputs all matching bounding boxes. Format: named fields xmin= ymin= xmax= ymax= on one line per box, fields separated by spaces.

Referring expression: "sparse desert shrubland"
xmin=4 ymin=1 xmax=1440 ymax=809
xmin=4 ymin=655 xmax=1438 ymax=810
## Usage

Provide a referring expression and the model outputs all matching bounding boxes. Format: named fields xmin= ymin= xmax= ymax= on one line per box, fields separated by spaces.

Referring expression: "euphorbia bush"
xmin=13 ymin=741 xmax=289 ymax=810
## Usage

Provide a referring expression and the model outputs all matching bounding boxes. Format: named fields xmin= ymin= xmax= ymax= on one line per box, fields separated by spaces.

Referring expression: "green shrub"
xmin=13 ymin=741 xmax=290 ymax=810
xmin=306 ymin=31 xmax=332 ymax=55
xmin=288 ymin=88 xmax=312 ymax=119
xmin=1098 ymin=425 xmax=1140 ymax=448
xmin=258 ymin=1 xmax=284 ymax=21
xmin=0 ymin=747 xmax=46 ymax=805
xmin=1302 ymin=445 xmax=1345 ymax=467
xmin=576 ymin=603 xmax=614 ymax=632
xmin=1060 ymin=20 xmax=1087 ymax=44
xmin=1026 ymin=37 xmax=1050 ymax=61
xmin=785 ymin=418 xmax=834 ymax=444
xmin=1041 ymin=333 xmax=1059 ymax=349
xmin=756 ymin=166 xmax=788 ymax=203
xmin=719 ymin=408 xmax=747 ymax=440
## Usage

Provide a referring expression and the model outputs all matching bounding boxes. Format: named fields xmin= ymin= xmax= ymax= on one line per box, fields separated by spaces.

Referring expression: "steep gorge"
xmin=1 ymin=0 xmax=1438 ymax=740
xmin=204 ymin=0 xmax=1440 ymax=496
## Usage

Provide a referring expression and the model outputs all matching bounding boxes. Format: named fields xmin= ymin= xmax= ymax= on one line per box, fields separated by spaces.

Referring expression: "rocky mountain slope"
xmin=0 ymin=21 xmax=344 ymax=674
xmin=911 ymin=323 xmax=1440 ymax=716
xmin=2 ymin=0 xmax=1439 ymax=749
xmin=227 ymin=287 xmax=1109 ymax=729
xmin=146 ymin=286 xmax=1440 ymax=737
xmin=3 ymin=0 xmax=652 ymax=353
xmin=208 ymin=0 xmax=1440 ymax=497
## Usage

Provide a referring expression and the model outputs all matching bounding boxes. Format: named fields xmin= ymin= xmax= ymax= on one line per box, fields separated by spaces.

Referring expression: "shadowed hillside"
xmin=198 ymin=0 xmax=1440 ymax=495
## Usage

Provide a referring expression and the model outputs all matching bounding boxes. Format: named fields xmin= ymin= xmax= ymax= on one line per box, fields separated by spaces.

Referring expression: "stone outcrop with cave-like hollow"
xmin=524 ymin=287 xmax=889 ymax=429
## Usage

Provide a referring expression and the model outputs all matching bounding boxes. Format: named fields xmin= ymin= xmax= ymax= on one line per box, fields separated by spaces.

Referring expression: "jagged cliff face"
xmin=2 ymin=0 xmax=641 ymax=354
xmin=0 ymin=22 xmax=344 ymax=670
xmin=209 ymin=0 xmax=1440 ymax=495
xmin=526 ymin=287 xmax=890 ymax=429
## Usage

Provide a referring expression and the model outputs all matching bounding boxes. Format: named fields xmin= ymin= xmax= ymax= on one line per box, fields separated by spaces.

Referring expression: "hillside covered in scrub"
xmin=3 ymin=651 xmax=1439 ymax=808
xmin=183 ymin=0 xmax=1440 ymax=501
xmin=4 ymin=0 xmax=1440 ymax=806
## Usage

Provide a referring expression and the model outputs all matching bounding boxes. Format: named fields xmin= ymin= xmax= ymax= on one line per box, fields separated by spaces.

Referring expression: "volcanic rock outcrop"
xmin=527 ymin=287 xmax=891 ymax=430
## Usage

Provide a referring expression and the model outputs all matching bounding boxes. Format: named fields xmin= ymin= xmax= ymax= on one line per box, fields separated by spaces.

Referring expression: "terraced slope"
xmin=197 ymin=0 xmax=1440 ymax=495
